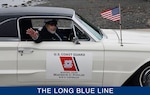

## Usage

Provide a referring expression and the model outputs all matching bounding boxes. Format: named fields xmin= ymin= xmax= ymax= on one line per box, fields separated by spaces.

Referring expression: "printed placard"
xmin=46 ymin=52 xmax=93 ymax=80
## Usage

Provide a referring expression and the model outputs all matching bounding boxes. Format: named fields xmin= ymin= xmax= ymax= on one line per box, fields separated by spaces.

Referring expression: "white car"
xmin=0 ymin=7 xmax=149 ymax=87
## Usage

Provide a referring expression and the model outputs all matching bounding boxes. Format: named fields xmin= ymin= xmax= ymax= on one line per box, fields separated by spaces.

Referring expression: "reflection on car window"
xmin=0 ymin=19 xmax=18 ymax=37
xmin=74 ymin=25 xmax=90 ymax=41
xmin=75 ymin=15 xmax=103 ymax=40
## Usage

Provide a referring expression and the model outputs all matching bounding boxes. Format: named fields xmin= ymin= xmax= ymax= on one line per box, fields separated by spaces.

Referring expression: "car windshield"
xmin=75 ymin=14 xmax=103 ymax=40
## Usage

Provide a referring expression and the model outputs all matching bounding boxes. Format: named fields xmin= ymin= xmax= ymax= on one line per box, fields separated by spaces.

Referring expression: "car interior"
xmin=19 ymin=18 xmax=90 ymax=42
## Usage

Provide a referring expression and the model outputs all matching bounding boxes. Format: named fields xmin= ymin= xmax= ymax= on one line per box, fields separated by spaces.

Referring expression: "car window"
xmin=19 ymin=18 xmax=90 ymax=42
xmin=75 ymin=15 xmax=103 ymax=40
xmin=0 ymin=18 xmax=18 ymax=38
xmin=74 ymin=25 xmax=90 ymax=41
xmin=19 ymin=18 xmax=33 ymax=41
xmin=31 ymin=19 xmax=44 ymax=31
xmin=31 ymin=19 xmax=72 ymax=30
xmin=57 ymin=19 xmax=72 ymax=28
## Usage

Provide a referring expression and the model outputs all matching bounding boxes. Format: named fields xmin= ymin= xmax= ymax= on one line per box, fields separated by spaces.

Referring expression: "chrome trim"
xmin=0 ymin=37 xmax=19 ymax=41
xmin=0 ymin=18 xmax=17 ymax=25
xmin=17 ymin=16 xmax=72 ymax=19
xmin=139 ymin=66 xmax=150 ymax=86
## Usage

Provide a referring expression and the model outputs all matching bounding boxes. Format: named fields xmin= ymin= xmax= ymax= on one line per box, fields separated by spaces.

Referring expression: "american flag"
xmin=100 ymin=7 xmax=120 ymax=21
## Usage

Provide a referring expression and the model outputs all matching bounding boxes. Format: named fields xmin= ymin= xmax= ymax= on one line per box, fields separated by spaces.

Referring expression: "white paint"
xmin=46 ymin=52 xmax=93 ymax=80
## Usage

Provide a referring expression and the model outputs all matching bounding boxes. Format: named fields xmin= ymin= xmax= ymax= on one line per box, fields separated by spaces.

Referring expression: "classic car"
xmin=0 ymin=7 xmax=149 ymax=87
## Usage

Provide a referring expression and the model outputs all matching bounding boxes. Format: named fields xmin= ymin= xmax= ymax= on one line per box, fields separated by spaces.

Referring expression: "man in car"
xmin=26 ymin=19 xmax=62 ymax=43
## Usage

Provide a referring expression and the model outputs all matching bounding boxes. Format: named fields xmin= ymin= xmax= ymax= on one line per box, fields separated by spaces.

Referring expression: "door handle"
xmin=18 ymin=48 xmax=34 ymax=56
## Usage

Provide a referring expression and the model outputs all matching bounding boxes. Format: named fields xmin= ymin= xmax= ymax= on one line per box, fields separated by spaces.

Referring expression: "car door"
xmin=0 ymin=18 xmax=19 ymax=86
xmin=17 ymin=17 xmax=104 ymax=86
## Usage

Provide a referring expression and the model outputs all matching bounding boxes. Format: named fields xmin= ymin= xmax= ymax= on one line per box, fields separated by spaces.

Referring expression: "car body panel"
xmin=0 ymin=7 xmax=150 ymax=86
xmin=0 ymin=42 xmax=18 ymax=86
xmin=102 ymin=29 xmax=150 ymax=86
xmin=18 ymin=41 xmax=104 ymax=86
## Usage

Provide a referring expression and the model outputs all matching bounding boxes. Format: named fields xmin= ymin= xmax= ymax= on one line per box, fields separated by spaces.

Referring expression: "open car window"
xmin=19 ymin=17 xmax=90 ymax=42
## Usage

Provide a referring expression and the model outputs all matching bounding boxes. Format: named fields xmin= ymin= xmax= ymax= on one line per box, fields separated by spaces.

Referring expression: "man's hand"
xmin=26 ymin=28 xmax=39 ymax=40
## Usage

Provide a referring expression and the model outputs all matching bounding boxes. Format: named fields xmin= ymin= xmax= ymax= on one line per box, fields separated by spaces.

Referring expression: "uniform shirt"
xmin=34 ymin=26 xmax=62 ymax=43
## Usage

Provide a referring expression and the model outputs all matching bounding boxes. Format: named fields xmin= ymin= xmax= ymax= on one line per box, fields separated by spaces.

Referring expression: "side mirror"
xmin=73 ymin=37 xmax=80 ymax=44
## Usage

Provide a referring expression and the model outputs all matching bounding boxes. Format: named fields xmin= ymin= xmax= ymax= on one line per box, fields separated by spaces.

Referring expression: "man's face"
xmin=46 ymin=24 xmax=57 ymax=34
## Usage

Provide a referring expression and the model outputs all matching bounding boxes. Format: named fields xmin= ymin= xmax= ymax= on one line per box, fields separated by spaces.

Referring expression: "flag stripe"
xmin=100 ymin=7 xmax=120 ymax=22
xmin=101 ymin=15 xmax=120 ymax=21
xmin=103 ymin=14 xmax=120 ymax=21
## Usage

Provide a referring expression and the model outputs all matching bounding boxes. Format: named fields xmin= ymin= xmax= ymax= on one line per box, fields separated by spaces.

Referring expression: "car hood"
xmin=101 ymin=29 xmax=150 ymax=44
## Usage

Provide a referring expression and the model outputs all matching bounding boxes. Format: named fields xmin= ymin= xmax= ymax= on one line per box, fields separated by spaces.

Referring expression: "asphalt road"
xmin=37 ymin=0 xmax=150 ymax=29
